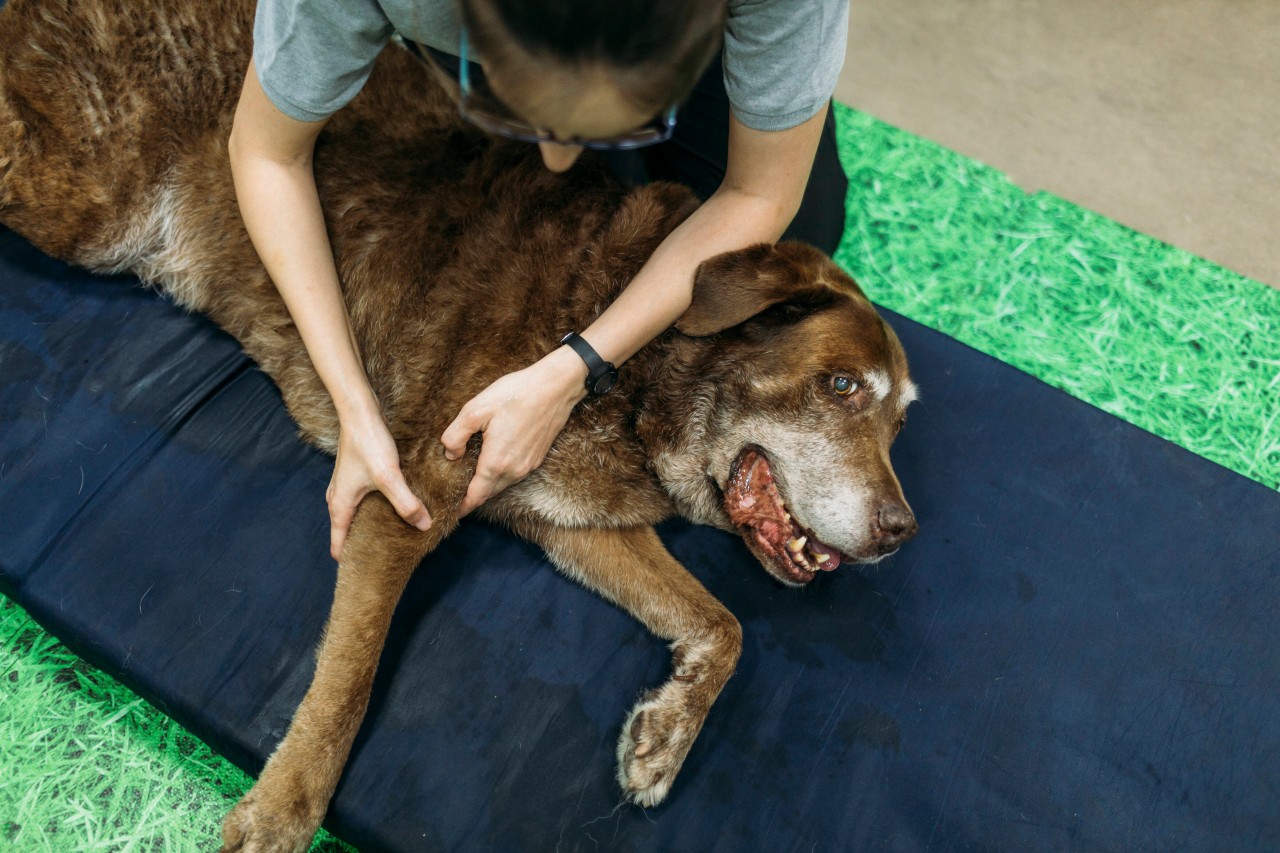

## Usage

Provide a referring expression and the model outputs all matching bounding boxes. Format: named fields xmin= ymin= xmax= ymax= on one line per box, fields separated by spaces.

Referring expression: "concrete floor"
xmin=836 ymin=0 xmax=1280 ymax=287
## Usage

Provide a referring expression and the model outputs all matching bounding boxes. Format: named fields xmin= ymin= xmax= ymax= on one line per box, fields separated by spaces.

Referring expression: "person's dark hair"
xmin=459 ymin=0 xmax=727 ymax=117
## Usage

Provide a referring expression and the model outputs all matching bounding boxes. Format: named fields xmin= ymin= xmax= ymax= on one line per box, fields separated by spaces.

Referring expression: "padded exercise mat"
xmin=2 ymin=225 xmax=1278 ymax=851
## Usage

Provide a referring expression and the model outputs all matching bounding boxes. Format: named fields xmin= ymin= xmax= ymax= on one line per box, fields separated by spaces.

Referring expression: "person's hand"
xmin=327 ymin=410 xmax=432 ymax=560
xmin=440 ymin=347 xmax=588 ymax=516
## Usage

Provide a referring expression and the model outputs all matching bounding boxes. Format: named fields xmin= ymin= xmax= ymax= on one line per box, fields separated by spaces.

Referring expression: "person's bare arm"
xmin=584 ymin=106 xmax=828 ymax=363
xmin=229 ymin=60 xmax=431 ymax=557
xmin=441 ymin=106 xmax=830 ymax=513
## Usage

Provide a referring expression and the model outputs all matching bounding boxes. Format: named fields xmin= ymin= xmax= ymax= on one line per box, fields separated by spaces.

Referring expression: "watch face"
xmin=591 ymin=369 xmax=618 ymax=395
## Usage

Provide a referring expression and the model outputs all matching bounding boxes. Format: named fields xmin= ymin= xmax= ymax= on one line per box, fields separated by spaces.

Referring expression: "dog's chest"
xmin=500 ymin=425 xmax=675 ymax=528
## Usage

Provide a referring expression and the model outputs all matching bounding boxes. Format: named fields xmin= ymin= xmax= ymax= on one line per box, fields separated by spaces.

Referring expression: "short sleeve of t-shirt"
xmin=723 ymin=0 xmax=849 ymax=131
xmin=253 ymin=0 xmax=396 ymax=122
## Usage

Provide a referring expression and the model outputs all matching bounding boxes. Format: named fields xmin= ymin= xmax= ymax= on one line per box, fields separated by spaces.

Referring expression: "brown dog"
xmin=0 ymin=0 xmax=918 ymax=849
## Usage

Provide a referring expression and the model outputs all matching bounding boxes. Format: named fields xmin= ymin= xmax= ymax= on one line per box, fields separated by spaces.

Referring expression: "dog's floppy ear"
xmin=675 ymin=242 xmax=837 ymax=337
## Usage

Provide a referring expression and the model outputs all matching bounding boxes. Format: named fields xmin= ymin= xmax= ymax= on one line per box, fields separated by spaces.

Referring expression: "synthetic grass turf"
xmin=2 ymin=104 xmax=1277 ymax=851
xmin=0 ymin=611 xmax=354 ymax=852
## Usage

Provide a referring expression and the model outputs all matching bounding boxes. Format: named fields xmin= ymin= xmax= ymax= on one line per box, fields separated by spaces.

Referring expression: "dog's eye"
xmin=832 ymin=375 xmax=858 ymax=396
xmin=895 ymin=414 xmax=907 ymax=436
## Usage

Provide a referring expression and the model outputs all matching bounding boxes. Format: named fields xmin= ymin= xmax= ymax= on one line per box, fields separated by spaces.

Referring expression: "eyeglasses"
xmin=457 ymin=28 xmax=678 ymax=150
xmin=406 ymin=28 xmax=677 ymax=151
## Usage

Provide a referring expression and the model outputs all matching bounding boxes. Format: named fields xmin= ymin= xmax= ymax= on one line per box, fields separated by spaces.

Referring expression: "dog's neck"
xmin=558 ymin=181 xmax=736 ymax=528
xmin=626 ymin=331 xmax=734 ymax=530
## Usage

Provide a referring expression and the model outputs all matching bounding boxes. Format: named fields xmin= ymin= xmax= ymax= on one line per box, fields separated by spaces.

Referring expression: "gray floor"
xmin=836 ymin=0 xmax=1279 ymax=287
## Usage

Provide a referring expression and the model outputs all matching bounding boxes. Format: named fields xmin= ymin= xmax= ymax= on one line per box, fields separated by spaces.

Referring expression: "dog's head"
xmin=652 ymin=241 xmax=918 ymax=587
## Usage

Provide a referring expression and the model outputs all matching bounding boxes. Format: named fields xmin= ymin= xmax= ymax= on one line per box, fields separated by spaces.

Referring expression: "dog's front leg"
xmin=520 ymin=523 xmax=743 ymax=807
xmin=220 ymin=493 xmax=456 ymax=853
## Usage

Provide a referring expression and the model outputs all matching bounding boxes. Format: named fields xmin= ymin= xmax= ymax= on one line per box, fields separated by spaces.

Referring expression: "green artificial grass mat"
xmin=0 ymin=599 xmax=355 ymax=853
xmin=2 ymin=104 xmax=1277 ymax=851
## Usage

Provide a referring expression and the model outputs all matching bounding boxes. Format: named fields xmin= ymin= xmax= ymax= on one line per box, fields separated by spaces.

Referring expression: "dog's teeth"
xmin=815 ymin=553 xmax=830 ymax=564
xmin=788 ymin=536 xmax=807 ymax=553
xmin=783 ymin=513 xmax=791 ymax=523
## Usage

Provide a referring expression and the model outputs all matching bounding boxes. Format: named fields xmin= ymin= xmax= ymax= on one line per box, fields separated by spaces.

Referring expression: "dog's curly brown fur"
xmin=1 ymin=1 xmax=918 ymax=849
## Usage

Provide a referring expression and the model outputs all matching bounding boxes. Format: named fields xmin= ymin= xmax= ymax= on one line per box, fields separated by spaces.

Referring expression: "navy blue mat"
xmin=2 ymin=225 xmax=1278 ymax=852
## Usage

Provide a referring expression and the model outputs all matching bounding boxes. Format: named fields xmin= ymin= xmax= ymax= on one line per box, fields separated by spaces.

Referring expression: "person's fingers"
xmin=458 ymin=447 xmax=536 ymax=516
xmin=378 ymin=470 xmax=433 ymax=531
xmin=328 ymin=487 xmax=360 ymax=561
xmin=457 ymin=462 xmax=511 ymax=517
xmin=457 ymin=472 xmax=496 ymax=517
xmin=440 ymin=402 xmax=486 ymax=461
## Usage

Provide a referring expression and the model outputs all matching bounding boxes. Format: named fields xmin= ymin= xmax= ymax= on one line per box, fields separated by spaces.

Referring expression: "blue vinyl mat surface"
xmin=2 ymin=225 xmax=1278 ymax=851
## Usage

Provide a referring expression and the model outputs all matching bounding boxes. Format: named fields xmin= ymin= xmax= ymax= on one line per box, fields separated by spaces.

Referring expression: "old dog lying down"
xmin=0 ymin=0 xmax=917 ymax=849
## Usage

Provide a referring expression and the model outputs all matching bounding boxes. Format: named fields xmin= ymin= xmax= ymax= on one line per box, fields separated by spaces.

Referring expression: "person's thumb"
xmin=384 ymin=476 xmax=432 ymax=531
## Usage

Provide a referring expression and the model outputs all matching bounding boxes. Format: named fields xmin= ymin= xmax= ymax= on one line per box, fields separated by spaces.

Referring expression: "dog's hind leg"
xmin=220 ymin=480 xmax=461 ymax=853
xmin=519 ymin=523 xmax=743 ymax=807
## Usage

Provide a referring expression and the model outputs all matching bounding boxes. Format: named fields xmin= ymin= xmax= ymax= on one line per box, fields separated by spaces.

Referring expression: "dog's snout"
xmin=876 ymin=503 xmax=918 ymax=546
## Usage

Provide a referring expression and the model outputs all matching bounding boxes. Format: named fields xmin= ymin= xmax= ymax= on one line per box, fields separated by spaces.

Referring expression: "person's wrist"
xmin=544 ymin=344 xmax=590 ymax=404
xmin=333 ymin=387 xmax=385 ymax=431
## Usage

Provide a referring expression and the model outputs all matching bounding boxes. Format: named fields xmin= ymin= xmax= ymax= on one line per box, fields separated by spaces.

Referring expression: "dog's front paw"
xmin=220 ymin=780 xmax=325 ymax=853
xmin=616 ymin=684 xmax=707 ymax=807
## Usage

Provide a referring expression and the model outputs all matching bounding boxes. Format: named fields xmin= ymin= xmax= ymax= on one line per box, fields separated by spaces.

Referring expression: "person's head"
xmin=458 ymin=0 xmax=726 ymax=171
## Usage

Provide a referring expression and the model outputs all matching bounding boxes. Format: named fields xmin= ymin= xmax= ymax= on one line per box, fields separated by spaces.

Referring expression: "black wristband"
xmin=560 ymin=332 xmax=619 ymax=396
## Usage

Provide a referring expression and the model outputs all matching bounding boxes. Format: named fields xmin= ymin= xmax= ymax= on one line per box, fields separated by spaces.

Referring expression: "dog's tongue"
xmin=808 ymin=540 xmax=842 ymax=571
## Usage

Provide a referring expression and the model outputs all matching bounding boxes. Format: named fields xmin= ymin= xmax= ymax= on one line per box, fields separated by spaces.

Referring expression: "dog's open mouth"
xmin=723 ymin=446 xmax=844 ymax=585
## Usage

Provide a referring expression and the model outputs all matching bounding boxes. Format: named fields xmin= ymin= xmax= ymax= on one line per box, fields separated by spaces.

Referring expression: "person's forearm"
xmin=582 ymin=186 xmax=793 ymax=365
xmin=228 ymin=136 xmax=380 ymax=423
xmin=580 ymin=103 xmax=829 ymax=367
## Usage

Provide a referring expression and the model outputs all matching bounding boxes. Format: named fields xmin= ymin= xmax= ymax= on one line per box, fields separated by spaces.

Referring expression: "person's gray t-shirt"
xmin=253 ymin=0 xmax=848 ymax=132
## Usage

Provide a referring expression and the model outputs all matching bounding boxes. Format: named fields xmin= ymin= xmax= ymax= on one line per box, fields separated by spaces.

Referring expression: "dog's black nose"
xmin=876 ymin=503 xmax=918 ymax=547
